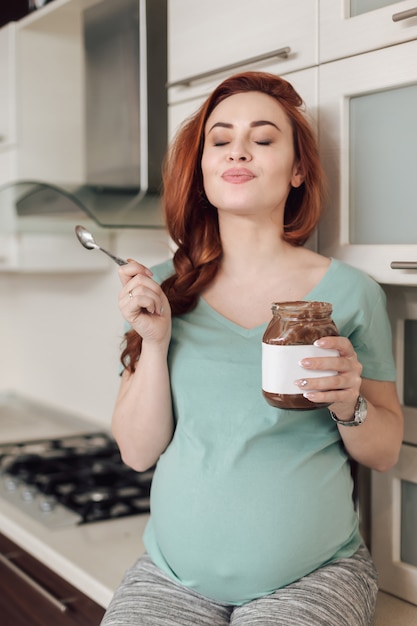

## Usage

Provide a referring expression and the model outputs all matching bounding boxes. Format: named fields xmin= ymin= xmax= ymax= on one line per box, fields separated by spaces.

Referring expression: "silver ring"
xmin=128 ymin=290 xmax=133 ymax=300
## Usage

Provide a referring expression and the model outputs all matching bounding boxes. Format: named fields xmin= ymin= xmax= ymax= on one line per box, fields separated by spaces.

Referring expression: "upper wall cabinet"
xmin=168 ymin=0 xmax=318 ymax=104
xmin=0 ymin=23 xmax=16 ymax=152
xmin=168 ymin=65 xmax=318 ymax=142
xmin=320 ymin=0 xmax=417 ymax=62
xmin=318 ymin=39 xmax=417 ymax=285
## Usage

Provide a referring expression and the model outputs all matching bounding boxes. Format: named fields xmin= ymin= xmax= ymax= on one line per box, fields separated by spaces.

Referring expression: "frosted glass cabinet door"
xmin=318 ymin=39 xmax=417 ymax=285
xmin=349 ymin=84 xmax=417 ymax=246
xmin=319 ymin=0 xmax=417 ymax=62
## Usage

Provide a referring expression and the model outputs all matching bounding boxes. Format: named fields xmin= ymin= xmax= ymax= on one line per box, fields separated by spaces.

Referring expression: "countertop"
xmin=2 ymin=392 xmax=417 ymax=623
xmin=0 ymin=391 xmax=149 ymax=608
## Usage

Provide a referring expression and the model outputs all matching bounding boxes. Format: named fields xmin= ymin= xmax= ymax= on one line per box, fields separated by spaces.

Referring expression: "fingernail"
xmin=303 ymin=392 xmax=315 ymax=399
xmin=299 ymin=359 xmax=312 ymax=367
xmin=295 ymin=379 xmax=308 ymax=388
xmin=314 ymin=339 xmax=325 ymax=347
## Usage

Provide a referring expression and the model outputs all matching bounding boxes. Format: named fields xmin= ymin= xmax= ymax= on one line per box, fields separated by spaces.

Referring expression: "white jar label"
xmin=262 ymin=343 xmax=339 ymax=394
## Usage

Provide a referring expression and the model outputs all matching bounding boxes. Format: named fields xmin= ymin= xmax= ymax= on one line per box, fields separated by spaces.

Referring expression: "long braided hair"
xmin=121 ymin=71 xmax=325 ymax=372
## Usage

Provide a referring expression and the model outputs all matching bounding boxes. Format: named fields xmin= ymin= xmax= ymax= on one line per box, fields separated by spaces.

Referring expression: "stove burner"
xmin=0 ymin=432 xmax=154 ymax=526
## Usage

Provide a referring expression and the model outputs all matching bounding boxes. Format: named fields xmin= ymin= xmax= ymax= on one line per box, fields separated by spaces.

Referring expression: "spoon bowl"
xmin=75 ymin=225 xmax=127 ymax=266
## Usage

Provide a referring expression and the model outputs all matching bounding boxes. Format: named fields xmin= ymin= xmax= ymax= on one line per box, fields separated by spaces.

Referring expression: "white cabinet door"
xmin=318 ymin=39 xmax=417 ymax=285
xmin=168 ymin=0 xmax=318 ymax=103
xmin=0 ymin=24 xmax=16 ymax=150
xmin=169 ymin=66 xmax=318 ymax=142
xmin=372 ymin=443 xmax=417 ymax=605
xmin=0 ymin=150 xmax=17 ymax=187
xmin=16 ymin=13 xmax=85 ymax=183
xmin=320 ymin=0 xmax=417 ymax=62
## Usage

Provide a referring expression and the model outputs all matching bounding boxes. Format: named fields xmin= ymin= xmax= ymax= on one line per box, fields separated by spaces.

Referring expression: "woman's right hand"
xmin=118 ymin=259 xmax=171 ymax=348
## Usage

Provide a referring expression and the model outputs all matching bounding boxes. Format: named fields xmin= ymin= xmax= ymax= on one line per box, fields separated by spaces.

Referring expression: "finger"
xmin=294 ymin=372 xmax=342 ymax=392
xmin=302 ymin=388 xmax=357 ymax=406
xmin=118 ymin=260 xmax=153 ymax=285
xmin=123 ymin=285 xmax=164 ymax=316
xmin=314 ymin=336 xmax=356 ymax=358
xmin=125 ymin=274 xmax=163 ymax=302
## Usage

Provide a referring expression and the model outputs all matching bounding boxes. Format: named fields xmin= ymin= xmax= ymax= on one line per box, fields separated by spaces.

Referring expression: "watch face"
xmin=355 ymin=396 xmax=368 ymax=423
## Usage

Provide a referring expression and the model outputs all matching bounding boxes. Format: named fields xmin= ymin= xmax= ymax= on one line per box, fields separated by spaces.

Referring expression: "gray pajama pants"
xmin=100 ymin=544 xmax=377 ymax=626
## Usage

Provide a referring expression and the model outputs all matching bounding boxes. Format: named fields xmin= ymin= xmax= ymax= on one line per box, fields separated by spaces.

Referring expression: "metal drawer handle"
xmin=390 ymin=261 xmax=417 ymax=270
xmin=167 ymin=46 xmax=291 ymax=88
xmin=0 ymin=551 xmax=69 ymax=613
xmin=392 ymin=8 xmax=417 ymax=22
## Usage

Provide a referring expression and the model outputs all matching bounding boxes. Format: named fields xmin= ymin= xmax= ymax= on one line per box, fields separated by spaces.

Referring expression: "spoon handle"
xmin=101 ymin=248 xmax=128 ymax=266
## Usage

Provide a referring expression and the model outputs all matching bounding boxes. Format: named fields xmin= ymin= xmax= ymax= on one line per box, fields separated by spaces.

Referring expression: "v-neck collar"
xmin=197 ymin=258 xmax=337 ymax=337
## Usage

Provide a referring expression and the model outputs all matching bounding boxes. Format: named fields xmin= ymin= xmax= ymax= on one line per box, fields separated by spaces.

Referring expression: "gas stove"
xmin=0 ymin=432 xmax=153 ymax=528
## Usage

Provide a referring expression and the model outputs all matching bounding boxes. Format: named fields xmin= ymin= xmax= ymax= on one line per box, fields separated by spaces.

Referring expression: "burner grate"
xmin=0 ymin=432 xmax=154 ymax=526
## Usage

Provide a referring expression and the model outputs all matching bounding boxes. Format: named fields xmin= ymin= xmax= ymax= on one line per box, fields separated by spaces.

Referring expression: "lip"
xmin=221 ymin=168 xmax=255 ymax=184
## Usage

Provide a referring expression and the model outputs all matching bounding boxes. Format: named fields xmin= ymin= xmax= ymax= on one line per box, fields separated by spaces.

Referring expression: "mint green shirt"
xmin=142 ymin=258 xmax=395 ymax=604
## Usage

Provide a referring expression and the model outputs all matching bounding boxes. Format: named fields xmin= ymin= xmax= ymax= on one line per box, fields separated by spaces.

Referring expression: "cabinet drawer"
xmin=168 ymin=0 xmax=318 ymax=103
xmin=0 ymin=533 xmax=105 ymax=626
xmin=320 ymin=0 xmax=417 ymax=62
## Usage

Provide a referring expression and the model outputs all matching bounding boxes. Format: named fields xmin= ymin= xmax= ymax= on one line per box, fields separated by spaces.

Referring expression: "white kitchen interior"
xmin=1 ymin=0 xmax=417 ymax=624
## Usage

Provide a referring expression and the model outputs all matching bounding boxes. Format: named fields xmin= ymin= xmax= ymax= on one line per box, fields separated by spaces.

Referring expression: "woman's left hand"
xmin=294 ymin=336 xmax=363 ymax=422
xmin=294 ymin=335 xmax=403 ymax=471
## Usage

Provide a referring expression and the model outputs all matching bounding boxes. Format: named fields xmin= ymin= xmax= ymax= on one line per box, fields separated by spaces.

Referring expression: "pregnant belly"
xmin=145 ymin=445 xmax=359 ymax=604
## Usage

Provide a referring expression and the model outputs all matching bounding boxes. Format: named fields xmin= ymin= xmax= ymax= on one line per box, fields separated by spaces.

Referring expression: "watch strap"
xmin=329 ymin=395 xmax=367 ymax=427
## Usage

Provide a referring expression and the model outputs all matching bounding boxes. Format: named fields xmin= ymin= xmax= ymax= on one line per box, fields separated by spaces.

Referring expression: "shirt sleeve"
xmin=335 ymin=273 xmax=396 ymax=382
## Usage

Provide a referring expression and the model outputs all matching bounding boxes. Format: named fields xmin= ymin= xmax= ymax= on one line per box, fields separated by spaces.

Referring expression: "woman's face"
xmin=201 ymin=91 xmax=303 ymax=220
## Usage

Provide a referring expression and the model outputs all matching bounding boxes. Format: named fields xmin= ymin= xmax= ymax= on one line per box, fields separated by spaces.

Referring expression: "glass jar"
xmin=262 ymin=301 xmax=339 ymax=410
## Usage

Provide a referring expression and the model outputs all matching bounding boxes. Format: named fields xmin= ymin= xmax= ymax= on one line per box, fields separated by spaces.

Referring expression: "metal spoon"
xmin=75 ymin=225 xmax=127 ymax=266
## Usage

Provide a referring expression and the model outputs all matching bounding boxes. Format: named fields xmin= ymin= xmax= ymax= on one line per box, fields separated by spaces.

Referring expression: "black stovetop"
xmin=0 ymin=432 xmax=153 ymax=525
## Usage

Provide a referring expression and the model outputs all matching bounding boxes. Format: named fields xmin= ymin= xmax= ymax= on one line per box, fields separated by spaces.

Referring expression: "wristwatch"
xmin=330 ymin=395 xmax=368 ymax=427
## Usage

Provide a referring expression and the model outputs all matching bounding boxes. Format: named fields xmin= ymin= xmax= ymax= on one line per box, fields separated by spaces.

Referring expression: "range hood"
xmin=0 ymin=0 xmax=167 ymax=230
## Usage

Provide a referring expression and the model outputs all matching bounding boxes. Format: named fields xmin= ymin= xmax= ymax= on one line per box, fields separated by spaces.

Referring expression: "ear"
xmin=291 ymin=162 xmax=304 ymax=188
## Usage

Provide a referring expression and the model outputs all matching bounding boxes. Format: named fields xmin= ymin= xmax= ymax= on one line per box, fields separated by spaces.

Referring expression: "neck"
xmin=218 ymin=215 xmax=292 ymax=278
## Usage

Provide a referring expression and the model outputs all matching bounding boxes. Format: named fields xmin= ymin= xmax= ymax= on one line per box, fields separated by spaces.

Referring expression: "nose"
xmin=227 ymin=141 xmax=251 ymax=162
xmin=228 ymin=153 xmax=247 ymax=161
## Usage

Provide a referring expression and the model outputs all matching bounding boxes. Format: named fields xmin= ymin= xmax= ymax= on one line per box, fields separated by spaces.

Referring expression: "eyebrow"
xmin=207 ymin=120 xmax=280 ymax=134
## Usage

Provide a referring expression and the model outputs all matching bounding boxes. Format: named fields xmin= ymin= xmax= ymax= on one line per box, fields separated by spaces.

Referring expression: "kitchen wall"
xmin=0 ymin=229 xmax=172 ymax=425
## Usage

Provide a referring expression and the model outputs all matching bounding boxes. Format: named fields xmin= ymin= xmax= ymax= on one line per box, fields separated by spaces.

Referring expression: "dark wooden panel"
xmin=0 ymin=533 xmax=105 ymax=626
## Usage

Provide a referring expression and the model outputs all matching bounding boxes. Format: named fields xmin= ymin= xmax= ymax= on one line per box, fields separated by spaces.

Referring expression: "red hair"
xmin=122 ymin=71 xmax=325 ymax=371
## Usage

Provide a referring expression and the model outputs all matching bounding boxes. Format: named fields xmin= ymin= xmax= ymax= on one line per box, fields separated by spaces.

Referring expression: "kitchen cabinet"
xmin=0 ymin=0 xmax=167 ymax=272
xmin=0 ymin=22 xmax=18 ymax=202
xmin=169 ymin=65 xmax=319 ymax=141
xmin=319 ymin=0 xmax=417 ymax=62
xmin=0 ymin=149 xmax=17 ymax=188
xmin=15 ymin=7 xmax=85 ymax=186
xmin=0 ymin=532 xmax=105 ymax=626
xmin=318 ymin=39 xmax=417 ymax=285
xmin=0 ymin=7 xmax=112 ymax=272
xmin=167 ymin=0 xmax=318 ymax=105
xmin=0 ymin=23 xmax=16 ymax=151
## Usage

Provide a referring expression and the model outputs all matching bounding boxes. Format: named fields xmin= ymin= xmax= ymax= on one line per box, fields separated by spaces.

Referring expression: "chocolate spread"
xmin=262 ymin=301 xmax=339 ymax=410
